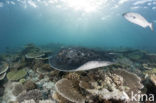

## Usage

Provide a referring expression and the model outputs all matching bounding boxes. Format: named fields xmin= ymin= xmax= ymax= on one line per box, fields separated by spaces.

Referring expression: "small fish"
xmin=123 ymin=12 xmax=154 ymax=31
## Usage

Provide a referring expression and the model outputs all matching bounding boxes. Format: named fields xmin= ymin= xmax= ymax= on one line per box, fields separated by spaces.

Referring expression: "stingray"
xmin=49 ymin=48 xmax=114 ymax=71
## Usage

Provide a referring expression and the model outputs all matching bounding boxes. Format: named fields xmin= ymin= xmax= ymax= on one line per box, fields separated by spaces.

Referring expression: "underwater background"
xmin=1 ymin=1 xmax=156 ymax=103
xmin=0 ymin=0 xmax=156 ymax=53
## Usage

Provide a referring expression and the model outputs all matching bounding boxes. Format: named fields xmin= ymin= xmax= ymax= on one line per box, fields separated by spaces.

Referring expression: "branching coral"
xmin=17 ymin=89 xmax=43 ymax=103
xmin=53 ymin=69 xmax=143 ymax=103
xmin=79 ymin=71 xmax=129 ymax=102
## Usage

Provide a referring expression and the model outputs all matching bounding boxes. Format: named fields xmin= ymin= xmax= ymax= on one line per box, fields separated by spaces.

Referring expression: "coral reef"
xmin=0 ymin=85 xmax=4 ymax=97
xmin=17 ymin=89 xmax=42 ymax=103
xmin=21 ymin=99 xmax=56 ymax=103
xmin=53 ymin=69 xmax=143 ymax=103
xmin=21 ymin=99 xmax=36 ymax=103
xmin=12 ymin=83 xmax=24 ymax=96
xmin=0 ymin=73 xmax=6 ymax=80
xmin=1 ymin=44 xmax=156 ymax=103
xmin=52 ymin=92 xmax=72 ymax=103
xmin=23 ymin=44 xmax=49 ymax=60
xmin=150 ymin=75 xmax=156 ymax=86
xmin=24 ymin=81 xmax=37 ymax=91
xmin=0 ymin=62 xmax=9 ymax=80
xmin=2 ymin=82 xmax=18 ymax=103
xmin=36 ymin=64 xmax=52 ymax=75
xmin=79 ymin=70 xmax=130 ymax=102
xmin=55 ymin=78 xmax=85 ymax=103
xmin=10 ymin=60 xmax=26 ymax=70
xmin=7 ymin=68 xmax=27 ymax=81
xmin=25 ymin=51 xmax=45 ymax=59
xmin=0 ymin=62 xmax=9 ymax=75
xmin=111 ymin=69 xmax=143 ymax=96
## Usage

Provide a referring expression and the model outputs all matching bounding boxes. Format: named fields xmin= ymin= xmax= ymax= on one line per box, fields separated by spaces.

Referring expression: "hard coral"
xmin=55 ymin=78 xmax=85 ymax=103
xmin=0 ymin=62 xmax=9 ymax=75
xmin=17 ymin=89 xmax=42 ymax=103
xmin=52 ymin=92 xmax=73 ymax=103
xmin=150 ymin=75 xmax=156 ymax=86
xmin=36 ymin=64 xmax=52 ymax=75
xmin=25 ymin=51 xmax=45 ymax=59
xmin=0 ymin=72 xmax=6 ymax=80
xmin=12 ymin=83 xmax=24 ymax=96
xmin=7 ymin=68 xmax=27 ymax=81
xmin=21 ymin=99 xmax=36 ymax=103
xmin=111 ymin=69 xmax=143 ymax=96
xmin=0 ymin=85 xmax=4 ymax=97
xmin=0 ymin=62 xmax=9 ymax=80
xmin=79 ymin=71 xmax=129 ymax=102
xmin=24 ymin=81 xmax=37 ymax=91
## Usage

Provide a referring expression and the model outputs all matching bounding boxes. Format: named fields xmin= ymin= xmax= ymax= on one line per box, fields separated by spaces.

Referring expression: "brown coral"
xmin=24 ymin=81 xmax=37 ymax=91
xmin=12 ymin=83 xmax=24 ymax=96
xmin=111 ymin=69 xmax=143 ymax=96
xmin=52 ymin=92 xmax=72 ymax=103
xmin=55 ymin=78 xmax=85 ymax=103
xmin=36 ymin=64 xmax=52 ymax=75
xmin=79 ymin=71 xmax=129 ymax=102
xmin=17 ymin=89 xmax=42 ymax=103
xmin=0 ymin=85 xmax=4 ymax=97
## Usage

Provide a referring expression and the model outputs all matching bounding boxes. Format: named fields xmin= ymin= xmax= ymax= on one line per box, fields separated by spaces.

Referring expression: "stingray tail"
xmin=149 ymin=22 xmax=154 ymax=32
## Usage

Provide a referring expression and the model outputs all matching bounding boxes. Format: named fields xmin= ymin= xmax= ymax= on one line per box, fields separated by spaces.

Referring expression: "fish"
xmin=74 ymin=61 xmax=114 ymax=71
xmin=123 ymin=12 xmax=154 ymax=31
xmin=50 ymin=60 xmax=114 ymax=72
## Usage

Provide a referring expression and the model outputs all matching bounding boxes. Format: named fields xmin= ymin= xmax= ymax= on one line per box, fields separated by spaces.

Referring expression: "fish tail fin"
xmin=149 ymin=22 xmax=154 ymax=32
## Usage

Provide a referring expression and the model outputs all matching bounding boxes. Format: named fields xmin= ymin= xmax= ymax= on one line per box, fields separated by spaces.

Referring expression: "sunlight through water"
xmin=61 ymin=0 xmax=106 ymax=13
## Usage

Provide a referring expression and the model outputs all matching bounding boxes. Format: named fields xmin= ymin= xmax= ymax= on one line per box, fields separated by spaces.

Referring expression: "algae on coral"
xmin=7 ymin=69 xmax=27 ymax=81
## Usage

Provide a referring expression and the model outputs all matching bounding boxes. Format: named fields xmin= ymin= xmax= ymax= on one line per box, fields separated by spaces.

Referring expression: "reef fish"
xmin=123 ymin=12 xmax=154 ymax=31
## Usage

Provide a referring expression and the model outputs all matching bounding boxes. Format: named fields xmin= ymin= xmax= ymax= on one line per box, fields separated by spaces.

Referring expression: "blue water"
xmin=0 ymin=0 xmax=156 ymax=53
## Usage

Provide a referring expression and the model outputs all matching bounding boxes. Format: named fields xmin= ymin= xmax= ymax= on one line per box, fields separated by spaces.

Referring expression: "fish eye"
xmin=132 ymin=16 xmax=136 ymax=19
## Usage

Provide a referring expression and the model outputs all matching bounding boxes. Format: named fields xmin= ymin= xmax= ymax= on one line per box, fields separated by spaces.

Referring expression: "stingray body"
xmin=49 ymin=48 xmax=114 ymax=71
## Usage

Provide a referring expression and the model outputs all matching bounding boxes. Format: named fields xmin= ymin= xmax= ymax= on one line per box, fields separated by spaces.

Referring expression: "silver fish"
xmin=123 ymin=12 xmax=154 ymax=31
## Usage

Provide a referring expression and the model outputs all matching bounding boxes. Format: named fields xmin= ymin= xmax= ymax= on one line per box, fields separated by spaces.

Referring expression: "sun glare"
xmin=62 ymin=0 xmax=104 ymax=13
